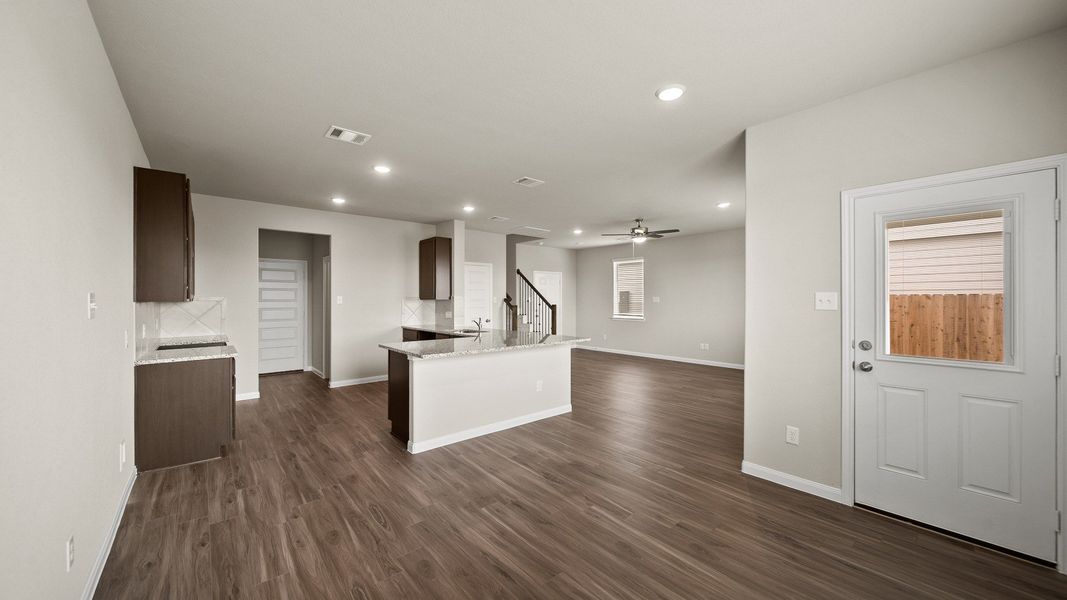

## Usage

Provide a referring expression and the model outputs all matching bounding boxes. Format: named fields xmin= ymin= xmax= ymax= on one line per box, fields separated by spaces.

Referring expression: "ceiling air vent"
xmin=488 ymin=216 xmax=511 ymax=222
xmin=513 ymin=176 xmax=545 ymax=188
xmin=324 ymin=125 xmax=372 ymax=145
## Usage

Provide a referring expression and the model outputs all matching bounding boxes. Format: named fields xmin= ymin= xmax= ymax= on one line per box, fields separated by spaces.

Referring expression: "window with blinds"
xmin=613 ymin=258 xmax=645 ymax=319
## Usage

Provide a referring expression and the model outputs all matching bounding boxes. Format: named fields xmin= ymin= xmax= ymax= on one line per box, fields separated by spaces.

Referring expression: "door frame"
xmin=839 ymin=153 xmax=1066 ymax=572
xmin=257 ymin=257 xmax=309 ymax=374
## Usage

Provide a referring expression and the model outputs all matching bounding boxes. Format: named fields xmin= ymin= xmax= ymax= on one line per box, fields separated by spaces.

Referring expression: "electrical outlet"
xmin=535 ymin=380 xmax=543 ymax=392
xmin=86 ymin=292 xmax=97 ymax=319
xmin=786 ymin=426 xmax=800 ymax=446
xmin=124 ymin=329 xmax=129 ymax=349
xmin=814 ymin=292 xmax=838 ymax=311
xmin=445 ymin=311 xmax=453 ymax=319
xmin=141 ymin=323 xmax=146 ymax=339
xmin=602 ymin=334 xmax=608 ymax=340
xmin=119 ymin=441 xmax=126 ymax=472
xmin=699 ymin=343 xmax=710 ymax=351
xmin=652 ymin=296 xmax=661 ymax=303
xmin=65 ymin=535 xmax=74 ymax=572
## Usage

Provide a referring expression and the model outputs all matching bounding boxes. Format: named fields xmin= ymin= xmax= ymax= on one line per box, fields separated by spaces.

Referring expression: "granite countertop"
xmin=381 ymin=328 xmax=589 ymax=359
xmin=135 ymin=334 xmax=237 ymax=366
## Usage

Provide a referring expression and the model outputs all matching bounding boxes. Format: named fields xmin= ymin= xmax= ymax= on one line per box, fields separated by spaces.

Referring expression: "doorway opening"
xmin=258 ymin=229 xmax=331 ymax=378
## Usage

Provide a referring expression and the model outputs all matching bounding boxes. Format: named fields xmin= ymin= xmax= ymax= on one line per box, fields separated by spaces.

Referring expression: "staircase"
xmin=504 ymin=269 xmax=557 ymax=334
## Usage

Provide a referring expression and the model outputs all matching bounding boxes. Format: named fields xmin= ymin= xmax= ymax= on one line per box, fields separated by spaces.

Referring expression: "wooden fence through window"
xmin=888 ymin=293 xmax=1003 ymax=362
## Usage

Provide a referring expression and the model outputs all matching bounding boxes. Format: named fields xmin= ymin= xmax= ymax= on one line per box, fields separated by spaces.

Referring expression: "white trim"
xmin=81 ymin=469 xmax=137 ymax=600
xmin=741 ymin=461 xmax=843 ymax=503
xmin=579 ymin=345 xmax=744 ymax=370
xmin=840 ymin=153 xmax=1067 ymax=572
xmin=408 ymin=404 xmax=572 ymax=454
xmin=236 ymin=392 xmax=260 ymax=401
xmin=329 ymin=375 xmax=387 ymax=388
xmin=305 ymin=366 xmax=325 ymax=379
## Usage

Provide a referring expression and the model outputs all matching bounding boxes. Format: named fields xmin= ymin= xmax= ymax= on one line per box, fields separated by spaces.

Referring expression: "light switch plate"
xmin=336 ymin=295 xmax=343 ymax=305
xmin=815 ymin=292 xmax=838 ymax=311
xmin=87 ymin=292 xmax=97 ymax=319
xmin=652 ymin=296 xmax=661 ymax=303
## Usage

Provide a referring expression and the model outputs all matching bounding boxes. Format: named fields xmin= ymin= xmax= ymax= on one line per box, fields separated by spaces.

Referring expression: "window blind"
xmin=613 ymin=258 xmax=644 ymax=319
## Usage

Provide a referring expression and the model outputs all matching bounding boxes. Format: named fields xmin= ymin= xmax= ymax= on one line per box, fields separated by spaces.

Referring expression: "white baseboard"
xmin=408 ymin=404 xmax=572 ymax=454
xmin=82 ymin=468 xmax=137 ymax=600
xmin=236 ymin=392 xmax=260 ymax=401
xmin=329 ymin=374 xmax=387 ymax=388
xmin=305 ymin=366 xmax=325 ymax=379
xmin=579 ymin=346 xmax=744 ymax=370
xmin=741 ymin=460 xmax=844 ymax=504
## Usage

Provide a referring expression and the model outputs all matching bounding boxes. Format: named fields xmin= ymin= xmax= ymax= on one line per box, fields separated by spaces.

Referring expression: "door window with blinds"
xmin=883 ymin=207 xmax=1011 ymax=364
xmin=613 ymin=257 xmax=645 ymax=320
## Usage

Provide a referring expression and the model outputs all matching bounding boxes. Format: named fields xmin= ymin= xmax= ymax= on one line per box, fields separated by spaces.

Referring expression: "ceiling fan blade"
xmin=646 ymin=234 xmax=664 ymax=238
xmin=601 ymin=233 xmax=633 ymax=237
xmin=647 ymin=229 xmax=679 ymax=234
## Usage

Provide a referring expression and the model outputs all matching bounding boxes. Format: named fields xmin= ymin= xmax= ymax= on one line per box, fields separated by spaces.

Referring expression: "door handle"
xmin=857 ymin=361 xmax=874 ymax=372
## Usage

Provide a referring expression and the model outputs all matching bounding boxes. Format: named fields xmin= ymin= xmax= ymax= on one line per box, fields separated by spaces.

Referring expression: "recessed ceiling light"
xmin=373 ymin=165 xmax=391 ymax=174
xmin=717 ymin=201 xmax=731 ymax=209
xmin=463 ymin=205 xmax=475 ymax=213
xmin=655 ymin=85 xmax=686 ymax=102
xmin=573 ymin=228 xmax=583 ymax=235
xmin=332 ymin=197 xmax=345 ymax=205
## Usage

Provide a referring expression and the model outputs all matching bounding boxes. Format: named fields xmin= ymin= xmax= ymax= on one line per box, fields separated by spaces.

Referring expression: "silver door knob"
xmin=858 ymin=361 xmax=874 ymax=372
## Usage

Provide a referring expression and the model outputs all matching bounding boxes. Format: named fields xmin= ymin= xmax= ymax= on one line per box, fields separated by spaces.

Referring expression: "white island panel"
xmin=408 ymin=344 xmax=572 ymax=453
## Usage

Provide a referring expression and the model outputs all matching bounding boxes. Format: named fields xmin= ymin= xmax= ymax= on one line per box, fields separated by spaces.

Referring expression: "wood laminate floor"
xmin=95 ymin=349 xmax=1067 ymax=599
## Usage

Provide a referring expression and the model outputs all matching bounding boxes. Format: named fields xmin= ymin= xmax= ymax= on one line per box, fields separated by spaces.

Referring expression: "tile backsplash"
xmin=135 ymin=298 xmax=227 ymax=355
xmin=402 ymin=297 xmax=436 ymax=327
xmin=159 ymin=298 xmax=226 ymax=338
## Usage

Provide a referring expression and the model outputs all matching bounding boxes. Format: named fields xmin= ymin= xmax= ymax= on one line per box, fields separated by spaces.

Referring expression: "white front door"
xmin=464 ymin=262 xmax=493 ymax=326
xmin=533 ymin=271 xmax=562 ymax=332
xmin=258 ymin=259 xmax=306 ymax=374
xmin=853 ymin=169 xmax=1057 ymax=560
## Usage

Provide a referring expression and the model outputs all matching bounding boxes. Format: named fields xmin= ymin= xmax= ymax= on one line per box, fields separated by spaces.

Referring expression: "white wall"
xmin=194 ymin=194 xmax=434 ymax=394
xmin=465 ymin=229 xmax=507 ymax=326
xmin=576 ymin=230 xmax=745 ymax=366
xmin=0 ymin=0 xmax=148 ymax=597
xmin=744 ymin=27 xmax=1067 ymax=488
xmin=515 ymin=244 xmax=578 ymax=336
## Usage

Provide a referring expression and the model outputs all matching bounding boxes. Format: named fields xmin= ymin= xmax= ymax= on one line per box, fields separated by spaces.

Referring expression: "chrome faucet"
xmin=472 ymin=318 xmax=484 ymax=333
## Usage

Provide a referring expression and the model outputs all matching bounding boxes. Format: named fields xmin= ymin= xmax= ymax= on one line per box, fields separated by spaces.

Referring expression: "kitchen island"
xmin=380 ymin=327 xmax=589 ymax=453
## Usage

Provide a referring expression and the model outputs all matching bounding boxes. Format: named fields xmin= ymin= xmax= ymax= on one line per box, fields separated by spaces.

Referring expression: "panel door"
xmin=464 ymin=262 xmax=493 ymax=326
xmin=853 ymin=169 xmax=1057 ymax=560
xmin=258 ymin=259 xmax=306 ymax=374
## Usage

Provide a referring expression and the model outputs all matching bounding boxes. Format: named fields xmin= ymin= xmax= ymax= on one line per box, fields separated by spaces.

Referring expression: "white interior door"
xmin=853 ymin=169 xmax=1057 ymax=561
xmin=464 ymin=262 xmax=493 ymax=326
xmin=258 ymin=259 xmax=306 ymax=374
xmin=533 ymin=271 xmax=562 ymax=331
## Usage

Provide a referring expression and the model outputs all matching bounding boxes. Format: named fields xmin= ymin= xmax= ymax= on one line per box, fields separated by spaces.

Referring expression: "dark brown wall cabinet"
xmin=418 ymin=237 xmax=452 ymax=300
xmin=135 ymin=358 xmax=235 ymax=471
xmin=134 ymin=166 xmax=195 ymax=301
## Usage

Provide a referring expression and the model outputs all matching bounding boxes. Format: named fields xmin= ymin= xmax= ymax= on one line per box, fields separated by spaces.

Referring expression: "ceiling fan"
xmin=601 ymin=218 xmax=680 ymax=243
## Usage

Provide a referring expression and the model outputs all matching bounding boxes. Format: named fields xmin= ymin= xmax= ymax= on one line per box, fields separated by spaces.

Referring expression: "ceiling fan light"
xmin=633 ymin=236 xmax=648 ymax=244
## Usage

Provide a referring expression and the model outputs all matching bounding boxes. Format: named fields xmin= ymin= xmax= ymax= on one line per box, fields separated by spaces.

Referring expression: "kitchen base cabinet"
xmin=135 ymin=358 xmax=235 ymax=471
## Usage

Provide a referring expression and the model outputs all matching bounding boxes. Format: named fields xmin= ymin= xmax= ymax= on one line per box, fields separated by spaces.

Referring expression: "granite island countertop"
xmin=381 ymin=328 xmax=589 ymax=359
xmin=135 ymin=334 xmax=238 ymax=366
xmin=400 ymin=324 xmax=480 ymax=336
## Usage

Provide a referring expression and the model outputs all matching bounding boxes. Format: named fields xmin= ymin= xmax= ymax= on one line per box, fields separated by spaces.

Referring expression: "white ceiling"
xmin=89 ymin=1 xmax=1067 ymax=248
